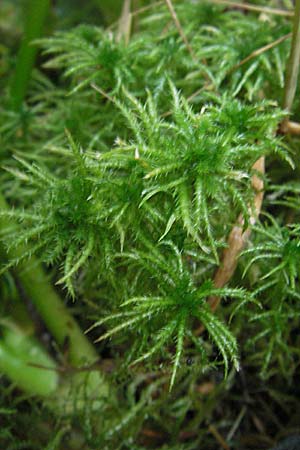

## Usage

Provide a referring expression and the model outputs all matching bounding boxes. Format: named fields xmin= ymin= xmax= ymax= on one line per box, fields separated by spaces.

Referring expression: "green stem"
xmin=0 ymin=323 xmax=58 ymax=397
xmin=281 ymin=0 xmax=300 ymax=130
xmin=3 ymin=0 xmax=111 ymax=402
xmin=10 ymin=0 xmax=50 ymax=111
xmin=17 ymin=263 xmax=99 ymax=366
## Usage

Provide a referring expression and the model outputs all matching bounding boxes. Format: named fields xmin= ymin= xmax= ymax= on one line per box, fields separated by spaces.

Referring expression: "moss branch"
xmin=0 ymin=192 xmax=99 ymax=368
xmin=4 ymin=2 xmax=103 ymax=367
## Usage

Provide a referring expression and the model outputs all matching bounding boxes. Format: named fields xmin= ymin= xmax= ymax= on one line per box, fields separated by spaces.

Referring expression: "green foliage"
xmin=105 ymin=86 xmax=284 ymax=257
xmin=240 ymin=213 xmax=300 ymax=379
xmin=138 ymin=1 xmax=291 ymax=99
xmin=0 ymin=134 xmax=118 ymax=297
xmin=1 ymin=0 xmax=300 ymax=448
xmin=90 ymin=241 xmax=249 ymax=388
xmin=1 ymin=85 xmax=286 ymax=296
xmin=37 ymin=0 xmax=292 ymax=103
xmin=243 ymin=219 xmax=300 ymax=290
xmin=39 ymin=25 xmax=136 ymax=94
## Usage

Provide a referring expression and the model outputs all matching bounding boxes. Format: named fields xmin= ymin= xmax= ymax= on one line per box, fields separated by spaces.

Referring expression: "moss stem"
xmin=281 ymin=0 xmax=300 ymax=131
xmin=10 ymin=0 xmax=50 ymax=111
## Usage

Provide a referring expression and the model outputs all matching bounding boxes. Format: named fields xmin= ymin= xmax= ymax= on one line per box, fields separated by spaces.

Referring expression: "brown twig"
xmin=208 ymin=424 xmax=231 ymax=450
xmin=141 ymin=428 xmax=164 ymax=439
xmin=131 ymin=1 xmax=164 ymax=18
xmin=229 ymin=33 xmax=292 ymax=73
xmin=210 ymin=0 xmax=293 ymax=17
xmin=128 ymin=0 xmax=293 ymax=23
xmin=132 ymin=0 xmax=140 ymax=32
xmin=164 ymin=0 xmax=196 ymax=60
xmin=188 ymin=25 xmax=290 ymax=316
xmin=195 ymin=157 xmax=264 ymax=335
xmin=117 ymin=0 xmax=132 ymax=44
xmin=107 ymin=0 xmax=293 ymax=34
xmin=91 ymin=83 xmax=115 ymax=103
xmin=284 ymin=120 xmax=300 ymax=134
xmin=186 ymin=33 xmax=291 ymax=105
xmin=226 ymin=406 xmax=247 ymax=441
xmin=208 ymin=157 xmax=265 ymax=312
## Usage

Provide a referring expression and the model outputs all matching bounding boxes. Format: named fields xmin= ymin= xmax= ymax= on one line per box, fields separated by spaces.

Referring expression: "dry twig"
xmin=164 ymin=0 xmax=196 ymax=60
xmin=208 ymin=424 xmax=231 ymax=450
xmin=284 ymin=120 xmax=300 ymax=134
xmin=226 ymin=406 xmax=247 ymax=441
xmin=210 ymin=0 xmax=293 ymax=17
xmin=117 ymin=0 xmax=132 ymax=44
xmin=229 ymin=33 xmax=292 ymax=73
xmin=108 ymin=0 xmax=293 ymax=33
xmin=130 ymin=0 xmax=293 ymax=20
xmin=208 ymin=157 xmax=265 ymax=312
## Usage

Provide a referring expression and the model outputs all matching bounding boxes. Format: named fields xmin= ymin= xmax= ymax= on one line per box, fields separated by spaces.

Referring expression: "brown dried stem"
xmin=210 ymin=0 xmax=293 ymax=17
xmin=108 ymin=0 xmax=293 ymax=33
xmin=187 ymin=33 xmax=291 ymax=105
xmin=208 ymin=424 xmax=231 ymax=450
xmin=164 ymin=0 xmax=196 ymax=60
xmin=130 ymin=0 xmax=293 ymax=20
xmin=117 ymin=0 xmax=132 ymax=44
xmin=208 ymin=157 xmax=265 ymax=312
xmin=229 ymin=33 xmax=292 ymax=73
xmin=284 ymin=120 xmax=300 ymax=134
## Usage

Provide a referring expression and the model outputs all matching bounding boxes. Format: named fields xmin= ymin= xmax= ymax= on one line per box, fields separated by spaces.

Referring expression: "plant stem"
xmin=211 ymin=0 xmax=293 ymax=17
xmin=10 ymin=0 xmax=50 ymax=111
xmin=0 ymin=323 xmax=59 ymax=396
xmin=281 ymin=0 xmax=300 ymax=131
xmin=195 ymin=158 xmax=265 ymax=335
xmin=117 ymin=0 xmax=132 ymax=44
xmin=209 ymin=158 xmax=265 ymax=311
xmin=229 ymin=33 xmax=292 ymax=73
xmin=164 ymin=0 xmax=196 ymax=60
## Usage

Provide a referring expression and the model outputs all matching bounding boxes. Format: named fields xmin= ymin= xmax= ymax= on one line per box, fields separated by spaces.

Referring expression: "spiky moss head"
xmin=43 ymin=175 xmax=98 ymax=241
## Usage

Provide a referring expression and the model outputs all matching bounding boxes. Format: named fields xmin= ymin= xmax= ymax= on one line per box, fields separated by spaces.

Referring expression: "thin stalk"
xmin=229 ymin=33 xmax=292 ymax=73
xmin=281 ymin=0 xmax=300 ymax=131
xmin=10 ymin=0 xmax=50 ymax=111
xmin=211 ymin=0 xmax=293 ymax=17
xmin=195 ymin=158 xmax=265 ymax=335
xmin=117 ymin=0 xmax=132 ymax=44
xmin=97 ymin=0 xmax=124 ymax=26
xmin=209 ymin=158 xmax=265 ymax=311
xmin=107 ymin=0 xmax=293 ymax=33
xmin=164 ymin=0 xmax=196 ymax=60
